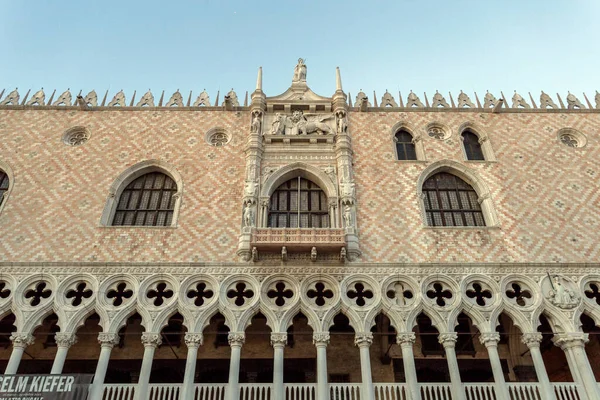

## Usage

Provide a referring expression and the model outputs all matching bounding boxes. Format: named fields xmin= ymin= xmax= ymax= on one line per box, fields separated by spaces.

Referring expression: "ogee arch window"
xmin=394 ymin=130 xmax=417 ymax=160
xmin=269 ymin=177 xmax=329 ymax=228
xmin=422 ymin=172 xmax=485 ymax=227
xmin=0 ymin=170 xmax=8 ymax=206
xmin=112 ymin=172 xmax=177 ymax=226
xmin=462 ymin=130 xmax=485 ymax=161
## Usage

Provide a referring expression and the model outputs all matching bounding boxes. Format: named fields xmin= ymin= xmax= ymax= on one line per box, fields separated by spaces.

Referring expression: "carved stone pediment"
xmin=267 ymin=85 xmax=331 ymax=103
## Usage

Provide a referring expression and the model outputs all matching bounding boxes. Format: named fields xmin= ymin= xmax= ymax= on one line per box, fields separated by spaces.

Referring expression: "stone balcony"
xmin=250 ymin=228 xmax=346 ymax=254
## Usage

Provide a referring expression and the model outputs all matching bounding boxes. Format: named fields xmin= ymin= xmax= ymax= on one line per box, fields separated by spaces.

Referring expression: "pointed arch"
xmin=261 ymin=162 xmax=337 ymax=200
xmin=416 ymin=159 xmax=499 ymax=227
xmin=0 ymin=159 xmax=15 ymax=216
xmin=458 ymin=121 xmax=496 ymax=162
xmin=100 ymin=159 xmax=184 ymax=227
xmin=390 ymin=121 xmax=425 ymax=161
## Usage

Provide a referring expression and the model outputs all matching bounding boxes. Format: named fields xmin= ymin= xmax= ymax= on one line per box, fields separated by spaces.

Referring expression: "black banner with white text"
xmin=0 ymin=375 xmax=93 ymax=400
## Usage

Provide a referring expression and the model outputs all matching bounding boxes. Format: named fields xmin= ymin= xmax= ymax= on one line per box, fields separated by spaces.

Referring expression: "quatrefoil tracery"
xmin=187 ymin=282 xmax=214 ymax=306
xmin=584 ymin=283 xmax=600 ymax=306
xmin=307 ymin=282 xmax=334 ymax=307
xmin=466 ymin=282 xmax=493 ymax=306
xmin=347 ymin=282 xmax=374 ymax=307
xmin=505 ymin=283 xmax=532 ymax=307
xmin=107 ymin=282 xmax=134 ymax=307
xmin=227 ymin=282 xmax=254 ymax=307
xmin=66 ymin=282 xmax=93 ymax=307
xmin=386 ymin=282 xmax=414 ymax=306
xmin=0 ymin=282 xmax=11 ymax=300
xmin=25 ymin=282 xmax=52 ymax=307
xmin=267 ymin=282 xmax=294 ymax=307
xmin=426 ymin=283 xmax=453 ymax=307
xmin=147 ymin=282 xmax=174 ymax=306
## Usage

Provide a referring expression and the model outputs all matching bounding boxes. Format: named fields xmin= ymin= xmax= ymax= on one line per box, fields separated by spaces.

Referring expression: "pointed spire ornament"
xmin=336 ymin=67 xmax=342 ymax=91
xmin=256 ymin=67 xmax=263 ymax=91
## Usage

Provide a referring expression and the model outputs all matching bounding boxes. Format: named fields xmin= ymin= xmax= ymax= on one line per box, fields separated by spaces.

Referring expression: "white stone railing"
xmin=373 ymin=383 xmax=408 ymax=400
xmin=552 ymin=383 xmax=581 ymax=400
xmin=330 ymin=383 xmax=362 ymax=400
xmin=252 ymin=228 xmax=346 ymax=250
xmin=285 ymin=383 xmax=316 ymax=400
xmin=506 ymin=383 xmax=540 ymax=399
xmin=464 ymin=383 xmax=495 ymax=399
xmin=418 ymin=383 xmax=452 ymax=400
xmin=239 ymin=383 xmax=272 ymax=400
xmin=103 ymin=384 xmax=136 ymax=400
xmin=193 ymin=384 xmax=226 ymax=400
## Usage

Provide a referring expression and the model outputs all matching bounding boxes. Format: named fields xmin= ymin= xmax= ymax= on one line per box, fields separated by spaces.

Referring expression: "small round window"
xmin=62 ymin=126 xmax=90 ymax=146
xmin=557 ymin=128 xmax=586 ymax=148
xmin=205 ymin=128 xmax=230 ymax=147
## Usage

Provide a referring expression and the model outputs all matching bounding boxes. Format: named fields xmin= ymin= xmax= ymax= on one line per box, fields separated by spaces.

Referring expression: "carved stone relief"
xmin=266 ymin=111 xmax=334 ymax=136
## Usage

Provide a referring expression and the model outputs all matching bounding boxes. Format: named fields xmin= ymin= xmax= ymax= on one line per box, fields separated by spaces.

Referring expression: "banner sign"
xmin=0 ymin=375 xmax=93 ymax=400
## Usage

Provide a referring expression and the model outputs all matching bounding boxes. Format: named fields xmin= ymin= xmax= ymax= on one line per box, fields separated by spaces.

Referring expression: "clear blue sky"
xmin=1 ymin=0 xmax=599 ymax=104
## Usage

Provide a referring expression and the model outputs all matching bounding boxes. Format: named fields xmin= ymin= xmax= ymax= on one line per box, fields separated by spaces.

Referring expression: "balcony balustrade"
xmin=251 ymin=228 xmax=346 ymax=253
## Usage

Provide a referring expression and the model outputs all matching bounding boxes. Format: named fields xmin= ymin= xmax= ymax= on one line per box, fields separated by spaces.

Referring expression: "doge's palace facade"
xmin=1 ymin=61 xmax=600 ymax=400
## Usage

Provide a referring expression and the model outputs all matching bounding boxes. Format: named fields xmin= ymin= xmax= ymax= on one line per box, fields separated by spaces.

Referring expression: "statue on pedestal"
xmin=292 ymin=58 xmax=307 ymax=83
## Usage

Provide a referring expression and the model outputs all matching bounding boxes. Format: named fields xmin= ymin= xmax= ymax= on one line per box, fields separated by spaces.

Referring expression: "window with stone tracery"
xmin=112 ymin=172 xmax=177 ymax=226
xmin=394 ymin=130 xmax=417 ymax=160
xmin=0 ymin=170 xmax=8 ymax=206
xmin=422 ymin=172 xmax=485 ymax=227
xmin=268 ymin=177 xmax=329 ymax=228
xmin=462 ymin=130 xmax=485 ymax=161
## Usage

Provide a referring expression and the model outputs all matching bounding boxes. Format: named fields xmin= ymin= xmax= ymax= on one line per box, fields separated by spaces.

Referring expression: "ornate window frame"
xmin=458 ymin=122 xmax=496 ymax=162
xmin=100 ymin=160 xmax=184 ymax=228
xmin=416 ymin=160 xmax=500 ymax=228
xmin=557 ymin=128 xmax=587 ymax=149
xmin=0 ymin=160 xmax=15 ymax=216
xmin=391 ymin=122 xmax=426 ymax=162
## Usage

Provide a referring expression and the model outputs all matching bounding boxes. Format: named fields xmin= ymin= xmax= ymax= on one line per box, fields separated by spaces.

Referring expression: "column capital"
xmin=552 ymin=332 xmax=589 ymax=350
xmin=10 ymin=333 xmax=34 ymax=348
xmin=312 ymin=332 xmax=330 ymax=346
xmin=396 ymin=333 xmax=416 ymax=346
xmin=438 ymin=332 xmax=458 ymax=348
xmin=98 ymin=332 xmax=120 ymax=348
xmin=521 ymin=332 xmax=543 ymax=348
xmin=479 ymin=332 xmax=501 ymax=346
xmin=184 ymin=333 xmax=204 ymax=347
xmin=270 ymin=332 xmax=288 ymax=347
xmin=228 ymin=332 xmax=245 ymax=346
xmin=141 ymin=332 xmax=162 ymax=348
xmin=354 ymin=332 xmax=373 ymax=347
xmin=55 ymin=332 xmax=77 ymax=348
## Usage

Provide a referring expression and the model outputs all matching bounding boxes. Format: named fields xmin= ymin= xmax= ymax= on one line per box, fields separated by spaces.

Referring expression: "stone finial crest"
xmin=194 ymin=90 xmax=211 ymax=107
xmin=26 ymin=88 xmax=45 ymax=106
xmin=406 ymin=91 xmax=424 ymax=108
xmin=165 ymin=90 xmax=184 ymax=107
xmin=108 ymin=90 xmax=126 ymax=107
xmin=432 ymin=91 xmax=449 ymax=107
xmin=483 ymin=91 xmax=497 ymax=108
xmin=458 ymin=91 xmax=475 ymax=108
xmin=223 ymin=89 xmax=239 ymax=107
xmin=540 ymin=91 xmax=558 ymax=109
xmin=595 ymin=91 xmax=600 ymax=109
xmin=136 ymin=90 xmax=155 ymax=107
xmin=0 ymin=88 xmax=19 ymax=105
xmin=380 ymin=90 xmax=398 ymax=107
xmin=354 ymin=91 xmax=371 ymax=107
xmin=512 ymin=91 xmax=530 ymax=109
xmin=84 ymin=90 xmax=98 ymax=107
xmin=52 ymin=89 xmax=72 ymax=106
xmin=566 ymin=92 xmax=585 ymax=109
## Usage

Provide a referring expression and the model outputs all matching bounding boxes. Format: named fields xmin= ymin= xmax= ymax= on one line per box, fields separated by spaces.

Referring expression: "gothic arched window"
xmin=0 ymin=170 xmax=8 ymax=206
xmin=422 ymin=172 xmax=485 ymax=227
xmin=394 ymin=130 xmax=417 ymax=161
xmin=269 ymin=177 xmax=329 ymax=228
xmin=462 ymin=130 xmax=485 ymax=161
xmin=112 ymin=172 xmax=177 ymax=226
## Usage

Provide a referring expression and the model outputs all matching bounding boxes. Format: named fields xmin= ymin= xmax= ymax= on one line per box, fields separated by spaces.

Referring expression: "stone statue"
xmin=566 ymin=92 xmax=585 ymax=109
xmin=108 ymin=90 xmax=126 ymax=107
xmin=84 ymin=90 xmax=98 ymax=107
xmin=336 ymin=111 xmax=348 ymax=134
xmin=136 ymin=90 xmax=155 ymax=107
xmin=483 ymin=91 xmax=497 ymax=108
xmin=406 ymin=91 xmax=424 ymax=108
xmin=343 ymin=205 xmax=353 ymax=227
xmin=26 ymin=88 xmax=45 ymax=106
xmin=0 ymin=88 xmax=19 ymax=105
xmin=432 ymin=91 xmax=449 ymax=108
xmin=380 ymin=91 xmax=398 ymax=107
xmin=243 ymin=204 xmax=255 ymax=227
xmin=546 ymin=276 xmax=579 ymax=309
xmin=166 ymin=90 xmax=184 ymax=107
xmin=458 ymin=91 xmax=475 ymax=108
xmin=324 ymin=165 xmax=336 ymax=182
xmin=311 ymin=246 xmax=317 ymax=262
xmin=540 ymin=91 xmax=558 ymax=109
xmin=194 ymin=90 xmax=211 ymax=107
xmin=296 ymin=112 xmax=334 ymax=135
xmin=292 ymin=58 xmax=307 ymax=82
xmin=52 ymin=89 xmax=72 ymax=106
xmin=271 ymin=113 xmax=285 ymax=135
xmin=512 ymin=91 xmax=530 ymax=109
xmin=251 ymin=111 xmax=262 ymax=134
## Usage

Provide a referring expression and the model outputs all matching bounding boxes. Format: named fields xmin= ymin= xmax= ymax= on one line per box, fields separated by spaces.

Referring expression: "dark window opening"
xmin=0 ymin=170 xmax=9 ymax=206
xmin=462 ymin=130 xmax=485 ymax=161
xmin=394 ymin=130 xmax=417 ymax=160
xmin=268 ymin=177 xmax=329 ymax=228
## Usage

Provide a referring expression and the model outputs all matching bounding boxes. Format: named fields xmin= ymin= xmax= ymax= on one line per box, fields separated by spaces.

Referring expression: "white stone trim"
xmin=99 ymin=159 xmax=184 ymax=227
xmin=391 ymin=121 xmax=426 ymax=161
xmin=458 ymin=121 xmax=496 ymax=162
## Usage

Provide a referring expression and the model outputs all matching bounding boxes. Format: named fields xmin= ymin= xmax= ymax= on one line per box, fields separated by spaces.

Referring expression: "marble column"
xmin=181 ymin=333 xmax=203 ymax=400
xmin=4 ymin=333 xmax=34 ymax=374
xmin=51 ymin=332 xmax=77 ymax=374
xmin=479 ymin=333 xmax=509 ymax=400
xmin=271 ymin=333 xmax=287 ymax=400
xmin=134 ymin=333 xmax=162 ymax=400
xmin=396 ymin=333 xmax=420 ymax=400
xmin=355 ymin=333 xmax=375 ymax=400
xmin=313 ymin=332 xmax=330 ymax=400
xmin=227 ymin=332 xmax=245 ymax=400
xmin=553 ymin=333 xmax=600 ymax=400
xmin=521 ymin=333 xmax=556 ymax=400
xmin=439 ymin=333 xmax=466 ymax=400
xmin=91 ymin=333 xmax=120 ymax=400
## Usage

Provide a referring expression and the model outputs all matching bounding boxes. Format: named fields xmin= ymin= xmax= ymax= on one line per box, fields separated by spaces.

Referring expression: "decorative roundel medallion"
xmin=341 ymin=276 xmax=379 ymax=309
xmin=422 ymin=276 xmax=459 ymax=309
xmin=382 ymin=278 xmax=417 ymax=308
xmin=24 ymin=281 xmax=53 ymax=307
xmin=180 ymin=275 xmax=218 ymax=309
xmin=62 ymin=126 xmax=91 ymax=146
xmin=104 ymin=280 xmax=135 ymax=308
xmin=262 ymin=276 xmax=297 ymax=309
xmin=224 ymin=280 xmax=256 ymax=308
xmin=302 ymin=275 xmax=339 ymax=309
xmin=462 ymin=275 xmax=499 ymax=309
xmin=426 ymin=123 xmax=451 ymax=140
xmin=557 ymin=128 xmax=586 ymax=148
xmin=205 ymin=128 xmax=230 ymax=147
xmin=501 ymin=276 xmax=538 ymax=309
